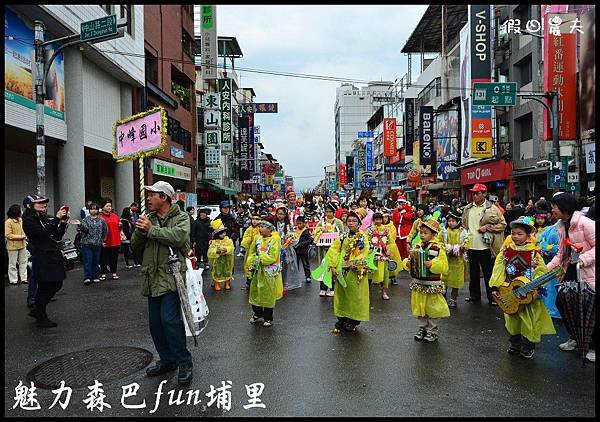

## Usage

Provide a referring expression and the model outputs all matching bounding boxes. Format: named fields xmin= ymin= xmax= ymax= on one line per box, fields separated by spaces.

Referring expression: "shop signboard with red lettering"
xmin=460 ymin=160 xmax=513 ymax=185
xmin=383 ymin=118 xmax=396 ymax=157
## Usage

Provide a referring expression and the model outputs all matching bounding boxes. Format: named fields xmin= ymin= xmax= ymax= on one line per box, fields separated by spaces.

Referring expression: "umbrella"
xmin=167 ymin=247 xmax=198 ymax=347
xmin=556 ymin=241 xmax=595 ymax=366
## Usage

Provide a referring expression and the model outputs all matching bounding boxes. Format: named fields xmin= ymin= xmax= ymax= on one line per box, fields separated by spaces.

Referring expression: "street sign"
xmin=472 ymin=82 xmax=518 ymax=106
xmin=240 ymin=103 xmax=278 ymax=113
xmin=80 ymin=15 xmax=118 ymax=42
xmin=384 ymin=164 xmax=405 ymax=172
xmin=567 ymin=172 xmax=579 ymax=183
xmin=358 ymin=131 xmax=373 ymax=138
xmin=343 ymin=183 xmax=353 ymax=190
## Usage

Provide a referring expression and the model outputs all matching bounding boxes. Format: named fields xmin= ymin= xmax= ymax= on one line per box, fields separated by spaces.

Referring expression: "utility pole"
xmin=518 ymin=91 xmax=560 ymax=193
xmin=33 ymin=16 xmax=125 ymax=196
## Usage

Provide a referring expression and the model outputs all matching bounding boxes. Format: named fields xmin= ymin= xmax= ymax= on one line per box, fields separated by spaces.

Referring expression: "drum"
xmin=387 ymin=259 xmax=398 ymax=272
xmin=409 ymin=249 xmax=431 ymax=279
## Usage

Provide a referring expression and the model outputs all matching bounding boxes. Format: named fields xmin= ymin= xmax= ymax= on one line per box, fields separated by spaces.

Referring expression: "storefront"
xmin=511 ymin=167 xmax=551 ymax=202
xmin=460 ymin=159 xmax=514 ymax=204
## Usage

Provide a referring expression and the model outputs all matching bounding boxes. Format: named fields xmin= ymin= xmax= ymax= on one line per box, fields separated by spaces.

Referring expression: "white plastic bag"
xmin=182 ymin=258 xmax=209 ymax=337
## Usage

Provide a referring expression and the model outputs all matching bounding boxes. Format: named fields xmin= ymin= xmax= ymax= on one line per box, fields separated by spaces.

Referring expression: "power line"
xmin=7 ymin=33 xmax=546 ymax=94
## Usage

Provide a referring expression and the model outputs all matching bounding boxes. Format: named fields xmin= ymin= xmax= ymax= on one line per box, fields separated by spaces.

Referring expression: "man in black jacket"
xmin=22 ymin=195 xmax=69 ymax=328
xmin=503 ymin=196 xmax=525 ymax=237
xmin=216 ymin=200 xmax=239 ymax=245
xmin=293 ymin=216 xmax=314 ymax=282
xmin=192 ymin=208 xmax=212 ymax=269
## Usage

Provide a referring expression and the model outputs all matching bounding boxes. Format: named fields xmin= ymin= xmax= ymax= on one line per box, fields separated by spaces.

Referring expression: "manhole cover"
xmin=26 ymin=346 xmax=153 ymax=390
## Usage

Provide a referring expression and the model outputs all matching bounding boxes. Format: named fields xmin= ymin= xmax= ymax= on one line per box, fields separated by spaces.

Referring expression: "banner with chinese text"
xmin=383 ymin=118 xmax=396 ymax=157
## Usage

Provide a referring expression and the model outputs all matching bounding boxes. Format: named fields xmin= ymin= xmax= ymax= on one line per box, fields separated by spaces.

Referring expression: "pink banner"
xmin=114 ymin=108 xmax=166 ymax=161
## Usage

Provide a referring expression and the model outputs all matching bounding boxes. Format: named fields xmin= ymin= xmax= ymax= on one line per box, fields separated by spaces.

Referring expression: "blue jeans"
xmin=82 ymin=244 xmax=102 ymax=280
xmin=27 ymin=257 xmax=37 ymax=306
xmin=148 ymin=292 xmax=192 ymax=366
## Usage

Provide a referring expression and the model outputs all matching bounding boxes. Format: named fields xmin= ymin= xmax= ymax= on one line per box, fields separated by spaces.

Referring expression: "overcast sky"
xmin=198 ymin=5 xmax=429 ymax=192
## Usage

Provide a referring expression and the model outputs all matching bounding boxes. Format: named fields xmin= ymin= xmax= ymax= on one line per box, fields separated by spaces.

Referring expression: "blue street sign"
xmin=358 ymin=131 xmax=374 ymax=138
xmin=384 ymin=164 xmax=405 ymax=172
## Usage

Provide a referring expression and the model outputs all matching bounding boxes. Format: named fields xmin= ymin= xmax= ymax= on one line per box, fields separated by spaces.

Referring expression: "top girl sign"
xmin=113 ymin=107 xmax=167 ymax=162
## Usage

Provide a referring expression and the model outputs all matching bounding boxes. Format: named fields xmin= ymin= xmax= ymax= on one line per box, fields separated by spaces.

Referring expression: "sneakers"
xmin=204 ymin=264 xmax=211 ymax=270
xmin=423 ymin=332 xmax=438 ymax=342
xmin=135 ymin=264 xmax=142 ymax=268
xmin=319 ymin=290 xmax=327 ymax=297
xmin=236 ymin=252 xmax=244 ymax=257
xmin=306 ymin=277 xmax=312 ymax=283
xmin=586 ymin=350 xmax=595 ymax=362
xmin=507 ymin=345 xmax=521 ymax=355
xmin=326 ymin=289 xmax=334 ymax=297
xmin=126 ymin=265 xmax=134 ymax=269
xmin=559 ymin=339 xmax=577 ymax=351
xmin=83 ymin=279 xmax=91 ymax=285
xmin=92 ymin=278 xmax=101 ymax=283
xmin=447 ymin=298 xmax=457 ymax=309
xmin=414 ymin=328 xmax=426 ymax=341
xmin=382 ymin=290 xmax=390 ymax=300
xmin=520 ymin=349 xmax=535 ymax=359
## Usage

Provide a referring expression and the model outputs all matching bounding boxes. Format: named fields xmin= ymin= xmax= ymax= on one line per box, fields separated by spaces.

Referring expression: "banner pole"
xmin=139 ymin=158 xmax=146 ymax=215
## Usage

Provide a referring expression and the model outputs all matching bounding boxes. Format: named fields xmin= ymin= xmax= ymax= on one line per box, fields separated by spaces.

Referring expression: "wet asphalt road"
xmin=4 ymin=251 xmax=596 ymax=417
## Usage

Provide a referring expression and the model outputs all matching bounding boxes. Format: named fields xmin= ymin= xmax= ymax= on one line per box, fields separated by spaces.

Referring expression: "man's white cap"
xmin=145 ymin=181 xmax=175 ymax=197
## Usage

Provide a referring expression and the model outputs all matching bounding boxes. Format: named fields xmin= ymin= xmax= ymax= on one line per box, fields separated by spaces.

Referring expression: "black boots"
xmin=33 ymin=304 xmax=57 ymax=328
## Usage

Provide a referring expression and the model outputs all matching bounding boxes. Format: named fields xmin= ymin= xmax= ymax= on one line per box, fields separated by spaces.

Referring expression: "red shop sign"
xmin=460 ymin=160 xmax=512 ymax=185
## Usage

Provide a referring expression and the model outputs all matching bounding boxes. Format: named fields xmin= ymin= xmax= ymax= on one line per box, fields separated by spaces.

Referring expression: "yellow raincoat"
xmin=366 ymin=223 xmax=395 ymax=286
xmin=241 ymin=225 xmax=260 ymax=278
xmin=402 ymin=238 xmax=450 ymax=319
xmin=384 ymin=222 xmax=402 ymax=277
xmin=325 ymin=231 xmax=371 ymax=322
xmin=489 ymin=236 xmax=556 ymax=343
xmin=441 ymin=227 xmax=471 ymax=289
xmin=207 ymin=236 xmax=235 ymax=283
xmin=247 ymin=232 xmax=284 ymax=309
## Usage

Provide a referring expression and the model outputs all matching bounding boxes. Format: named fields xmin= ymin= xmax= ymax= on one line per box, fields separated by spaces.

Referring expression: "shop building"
xmin=5 ymin=5 xmax=144 ymax=216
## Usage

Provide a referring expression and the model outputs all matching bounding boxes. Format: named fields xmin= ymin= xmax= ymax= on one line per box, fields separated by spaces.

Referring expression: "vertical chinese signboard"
xmin=248 ymin=115 xmax=255 ymax=174
xmin=365 ymin=141 xmax=373 ymax=171
xmin=238 ymin=115 xmax=250 ymax=181
xmin=459 ymin=23 xmax=473 ymax=165
xmin=219 ymin=78 xmax=232 ymax=151
xmin=419 ymin=106 xmax=435 ymax=170
xmin=339 ymin=163 xmax=347 ymax=186
xmin=383 ymin=118 xmax=396 ymax=157
xmin=201 ymin=5 xmax=217 ymax=80
xmin=469 ymin=4 xmax=493 ymax=159
xmin=543 ymin=8 xmax=577 ymax=141
xmin=203 ymin=91 xmax=220 ymax=148
xmin=404 ymin=98 xmax=415 ymax=156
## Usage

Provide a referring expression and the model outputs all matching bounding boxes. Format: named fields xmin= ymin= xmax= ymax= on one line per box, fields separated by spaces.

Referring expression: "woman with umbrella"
xmin=547 ymin=192 xmax=596 ymax=363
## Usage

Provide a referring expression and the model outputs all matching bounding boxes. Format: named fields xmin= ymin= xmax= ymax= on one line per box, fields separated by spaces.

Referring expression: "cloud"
xmin=202 ymin=5 xmax=429 ymax=191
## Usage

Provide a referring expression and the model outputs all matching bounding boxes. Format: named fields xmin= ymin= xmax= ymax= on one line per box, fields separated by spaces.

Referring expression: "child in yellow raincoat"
xmin=402 ymin=219 xmax=450 ymax=342
xmin=382 ymin=209 xmax=402 ymax=286
xmin=441 ymin=208 xmax=471 ymax=309
xmin=207 ymin=219 xmax=235 ymax=291
xmin=247 ymin=219 xmax=283 ymax=327
xmin=367 ymin=211 xmax=396 ymax=301
xmin=489 ymin=216 xmax=556 ymax=359
xmin=241 ymin=212 xmax=262 ymax=289
xmin=320 ymin=208 xmax=374 ymax=333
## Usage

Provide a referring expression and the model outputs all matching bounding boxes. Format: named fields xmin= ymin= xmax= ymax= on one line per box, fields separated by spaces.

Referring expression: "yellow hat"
xmin=211 ymin=219 xmax=227 ymax=235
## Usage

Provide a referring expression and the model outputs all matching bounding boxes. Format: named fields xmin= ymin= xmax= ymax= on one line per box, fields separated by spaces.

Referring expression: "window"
xmin=516 ymin=113 xmax=533 ymax=142
xmin=145 ymin=49 xmax=158 ymax=85
xmin=118 ymin=5 xmax=133 ymax=35
xmin=516 ymin=57 xmax=532 ymax=87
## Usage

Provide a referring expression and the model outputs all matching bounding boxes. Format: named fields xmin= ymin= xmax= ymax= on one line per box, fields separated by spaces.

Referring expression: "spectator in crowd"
xmin=5 ymin=204 xmax=28 ymax=285
xmin=120 ymin=207 xmax=140 ymax=268
xmin=193 ymin=208 xmax=213 ymax=270
xmin=216 ymin=200 xmax=239 ymax=247
xmin=80 ymin=200 xmax=92 ymax=219
xmin=461 ymin=184 xmax=506 ymax=305
xmin=524 ymin=199 xmax=536 ymax=216
xmin=98 ymin=199 xmax=122 ymax=280
xmin=186 ymin=206 xmax=196 ymax=244
xmin=547 ymin=192 xmax=595 ymax=362
xmin=22 ymin=194 xmax=69 ymax=328
xmin=79 ymin=203 xmax=108 ymax=284
xmin=504 ymin=196 xmax=525 ymax=237
xmin=129 ymin=202 xmax=140 ymax=224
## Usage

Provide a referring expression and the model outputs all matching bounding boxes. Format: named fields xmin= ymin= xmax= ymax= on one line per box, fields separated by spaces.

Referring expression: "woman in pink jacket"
xmin=547 ymin=192 xmax=595 ymax=363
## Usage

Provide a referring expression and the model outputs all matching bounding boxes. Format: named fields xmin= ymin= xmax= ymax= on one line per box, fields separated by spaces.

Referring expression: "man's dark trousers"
xmin=148 ymin=292 xmax=192 ymax=366
xmin=467 ymin=249 xmax=494 ymax=303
